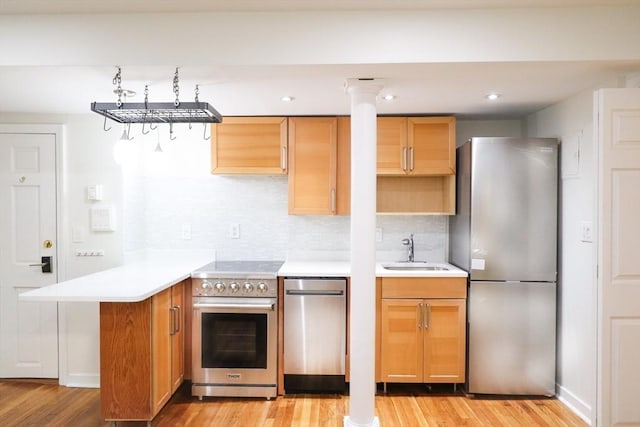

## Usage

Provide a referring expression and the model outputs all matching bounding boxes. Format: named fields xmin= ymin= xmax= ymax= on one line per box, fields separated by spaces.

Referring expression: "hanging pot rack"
xmin=90 ymin=101 xmax=222 ymax=124
xmin=91 ymin=67 xmax=222 ymax=126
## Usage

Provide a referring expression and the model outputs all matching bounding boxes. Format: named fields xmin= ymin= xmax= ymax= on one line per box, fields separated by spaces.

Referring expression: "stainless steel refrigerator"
xmin=449 ymin=137 xmax=558 ymax=396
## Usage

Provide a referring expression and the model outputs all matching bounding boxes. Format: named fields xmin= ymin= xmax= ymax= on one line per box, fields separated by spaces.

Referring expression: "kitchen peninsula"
xmin=20 ymin=251 xmax=212 ymax=422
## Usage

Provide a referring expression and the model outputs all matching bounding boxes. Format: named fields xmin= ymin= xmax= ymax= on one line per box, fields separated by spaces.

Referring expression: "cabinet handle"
xmin=330 ymin=188 xmax=336 ymax=213
xmin=402 ymin=147 xmax=408 ymax=171
xmin=281 ymin=145 xmax=287 ymax=171
xmin=169 ymin=307 xmax=176 ymax=335
xmin=409 ymin=147 xmax=415 ymax=171
xmin=424 ymin=303 xmax=431 ymax=329
xmin=418 ymin=303 xmax=423 ymax=329
xmin=174 ymin=305 xmax=181 ymax=334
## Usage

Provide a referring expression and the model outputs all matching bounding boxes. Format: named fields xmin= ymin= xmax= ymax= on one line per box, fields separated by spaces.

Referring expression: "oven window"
xmin=201 ymin=313 xmax=268 ymax=369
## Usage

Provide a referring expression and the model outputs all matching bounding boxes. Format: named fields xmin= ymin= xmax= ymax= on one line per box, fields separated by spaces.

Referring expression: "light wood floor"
xmin=0 ymin=380 xmax=588 ymax=426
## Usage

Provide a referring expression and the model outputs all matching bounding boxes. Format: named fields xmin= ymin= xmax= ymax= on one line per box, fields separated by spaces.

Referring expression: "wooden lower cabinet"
xmin=100 ymin=279 xmax=186 ymax=422
xmin=378 ymin=277 xmax=466 ymax=384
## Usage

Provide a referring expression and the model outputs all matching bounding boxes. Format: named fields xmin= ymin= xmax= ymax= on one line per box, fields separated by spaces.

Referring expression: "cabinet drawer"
xmin=381 ymin=277 xmax=466 ymax=299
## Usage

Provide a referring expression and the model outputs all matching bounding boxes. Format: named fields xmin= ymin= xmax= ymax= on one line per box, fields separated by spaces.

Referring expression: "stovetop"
xmin=191 ymin=260 xmax=284 ymax=279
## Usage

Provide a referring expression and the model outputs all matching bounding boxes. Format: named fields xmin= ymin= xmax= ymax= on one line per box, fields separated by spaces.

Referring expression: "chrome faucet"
xmin=402 ymin=234 xmax=415 ymax=262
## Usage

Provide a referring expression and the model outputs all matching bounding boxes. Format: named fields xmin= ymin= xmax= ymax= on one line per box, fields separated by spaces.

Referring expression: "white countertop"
xmin=278 ymin=261 xmax=467 ymax=278
xmin=19 ymin=252 xmax=213 ymax=303
xmin=20 ymin=256 xmax=466 ymax=304
xmin=278 ymin=261 xmax=351 ymax=277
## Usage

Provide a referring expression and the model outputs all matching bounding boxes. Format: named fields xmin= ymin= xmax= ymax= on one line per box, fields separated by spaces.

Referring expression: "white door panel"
xmin=0 ymin=131 xmax=58 ymax=378
xmin=596 ymin=88 xmax=640 ymax=426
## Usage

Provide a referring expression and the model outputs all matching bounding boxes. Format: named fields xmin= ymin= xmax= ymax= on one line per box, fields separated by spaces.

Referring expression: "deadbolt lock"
xmin=43 ymin=240 xmax=53 ymax=248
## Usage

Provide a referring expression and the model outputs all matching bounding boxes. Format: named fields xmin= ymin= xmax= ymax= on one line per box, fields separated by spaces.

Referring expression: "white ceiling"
xmin=1 ymin=1 xmax=640 ymax=119
xmin=2 ymin=0 xmax=640 ymax=14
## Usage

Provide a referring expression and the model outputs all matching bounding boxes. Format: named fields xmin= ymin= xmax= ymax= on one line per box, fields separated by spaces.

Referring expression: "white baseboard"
xmin=59 ymin=373 xmax=100 ymax=389
xmin=557 ymin=384 xmax=593 ymax=426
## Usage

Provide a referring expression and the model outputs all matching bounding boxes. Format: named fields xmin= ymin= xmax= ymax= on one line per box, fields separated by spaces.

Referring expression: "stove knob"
xmin=201 ymin=280 xmax=213 ymax=291
xmin=229 ymin=282 xmax=240 ymax=293
xmin=257 ymin=282 xmax=268 ymax=294
xmin=243 ymin=282 xmax=254 ymax=293
xmin=215 ymin=282 xmax=226 ymax=293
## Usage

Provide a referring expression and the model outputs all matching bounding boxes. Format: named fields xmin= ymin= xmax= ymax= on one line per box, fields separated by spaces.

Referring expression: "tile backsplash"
xmin=124 ymin=173 xmax=448 ymax=262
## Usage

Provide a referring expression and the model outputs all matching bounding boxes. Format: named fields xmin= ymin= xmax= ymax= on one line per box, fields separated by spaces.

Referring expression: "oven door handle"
xmin=286 ymin=289 xmax=344 ymax=296
xmin=193 ymin=302 xmax=274 ymax=310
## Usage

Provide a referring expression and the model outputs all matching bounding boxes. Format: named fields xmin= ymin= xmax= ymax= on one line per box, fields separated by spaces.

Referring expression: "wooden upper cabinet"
xmin=288 ymin=117 xmax=350 ymax=215
xmin=211 ymin=117 xmax=288 ymax=174
xmin=408 ymin=117 xmax=456 ymax=175
xmin=377 ymin=117 xmax=408 ymax=175
xmin=377 ymin=116 xmax=456 ymax=176
xmin=336 ymin=117 xmax=351 ymax=215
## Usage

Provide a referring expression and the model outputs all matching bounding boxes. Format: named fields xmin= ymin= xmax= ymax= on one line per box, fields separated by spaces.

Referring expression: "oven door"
xmin=192 ymin=297 xmax=277 ymax=386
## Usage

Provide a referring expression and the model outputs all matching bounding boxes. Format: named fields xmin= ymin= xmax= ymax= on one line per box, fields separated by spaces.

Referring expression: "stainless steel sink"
xmin=381 ymin=262 xmax=450 ymax=271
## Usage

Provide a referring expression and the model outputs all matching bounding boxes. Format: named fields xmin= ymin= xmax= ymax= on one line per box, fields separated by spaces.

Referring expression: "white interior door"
xmin=596 ymin=88 xmax=640 ymax=426
xmin=0 ymin=131 xmax=58 ymax=378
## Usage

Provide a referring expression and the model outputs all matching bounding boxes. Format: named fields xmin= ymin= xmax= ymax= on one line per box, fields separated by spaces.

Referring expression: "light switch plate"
xmin=181 ymin=223 xmax=192 ymax=240
xmin=90 ymin=206 xmax=116 ymax=231
xmin=580 ymin=221 xmax=593 ymax=242
xmin=87 ymin=184 xmax=104 ymax=201
xmin=375 ymin=227 xmax=383 ymax=242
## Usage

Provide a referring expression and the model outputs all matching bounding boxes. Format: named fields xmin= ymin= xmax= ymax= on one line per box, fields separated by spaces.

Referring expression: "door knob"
xmin=43 ymin=240 xmax=53 ymax=248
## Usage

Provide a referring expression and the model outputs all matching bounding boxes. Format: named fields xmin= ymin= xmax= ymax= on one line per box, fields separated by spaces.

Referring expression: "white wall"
xmin=0 ymin=113 xmax=124 ymax=387
xmin=456 ymin=119 xmax=524 ymax=146
xmin=525 ymin=85 xmax=606 ymax=424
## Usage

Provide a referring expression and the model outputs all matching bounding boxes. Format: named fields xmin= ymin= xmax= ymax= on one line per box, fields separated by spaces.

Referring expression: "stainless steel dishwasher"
xmin=283 ymin=277 xmax=347 ymax=392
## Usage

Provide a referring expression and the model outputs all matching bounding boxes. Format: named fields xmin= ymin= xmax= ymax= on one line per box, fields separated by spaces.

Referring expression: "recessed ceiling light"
xmin=281 ymin=96 xmax=295 ymax=102
xmin=485 ymin=93 xmax=501 ymax=101
xmin=382 ymin=94 xmax=396 ymax=101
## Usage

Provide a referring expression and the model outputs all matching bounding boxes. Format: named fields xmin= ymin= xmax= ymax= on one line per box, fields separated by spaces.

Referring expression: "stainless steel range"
xmin=190 ymin=260 xmax=283 ymax=400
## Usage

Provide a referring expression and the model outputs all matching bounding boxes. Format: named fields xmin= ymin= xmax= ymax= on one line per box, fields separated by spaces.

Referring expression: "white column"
xmin=344 ymin=78 xmax=383 ymax=427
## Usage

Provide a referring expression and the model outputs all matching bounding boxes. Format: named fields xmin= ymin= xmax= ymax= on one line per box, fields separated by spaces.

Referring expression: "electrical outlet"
xmin=375 ymin=227 xmax=383 ymax=242
xmin=230 ymin=223 xmax=240 ymax=239
xmin=75 ymin=250 xmax=105 ymax=257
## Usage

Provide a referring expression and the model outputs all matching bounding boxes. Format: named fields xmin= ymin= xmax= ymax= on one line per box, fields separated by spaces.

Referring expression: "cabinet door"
xmin=335 ymin=117 xmax=351 ymax=215
xmin=423 ymin=299 xmax=466 ymax=383
xmin=408 ymin=117 xmax=456 ymax=175
xmin=380 ymin=298 xmax=423 ymax=383
xmin=170 ymin=281 xmax=185 ymax=393
xmin=100 ymin=300 xmax=153 ymax=421
xmin=288 ymin=117 xmax=338 ymax=214
xmin=377 ymin=117 xmax=408 ymax=175
xmin=211 ymin=117 xmax=288 ymax=174
xmin=151 ymin=288 xmax=172 ymax=414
